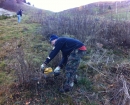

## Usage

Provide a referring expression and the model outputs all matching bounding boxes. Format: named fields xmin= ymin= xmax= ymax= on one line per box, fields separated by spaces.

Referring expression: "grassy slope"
xmin=0 ymin=11 xmax=43 ymax=103
xmin=0 ymin=1 xmax=130 ymax=105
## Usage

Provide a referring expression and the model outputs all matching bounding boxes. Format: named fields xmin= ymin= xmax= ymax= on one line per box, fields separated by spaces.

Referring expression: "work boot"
xmin=54 ymin=72 xmax=60 ymax=77
xmin=64 ymin=84 xmax=72 ymax=92
xmin=59 ymin=84 xmax=72 ymax=93
xmin=58 ymin=87 xmax=65 ymax=93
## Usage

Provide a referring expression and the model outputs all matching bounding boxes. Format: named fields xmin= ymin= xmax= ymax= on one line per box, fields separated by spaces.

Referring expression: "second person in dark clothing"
xmin=17 ymin=9 xmax=23 ymax=23
xmin=41 ymin=34 xmax=86 ymax=93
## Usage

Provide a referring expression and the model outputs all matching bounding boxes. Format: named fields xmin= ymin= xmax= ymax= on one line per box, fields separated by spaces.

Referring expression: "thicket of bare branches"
xmin=1 ymin=1 xmax=129 ymax=104
xmin=5 ymin=42 xmax=41 ymax=85
xmin=40 ymin=13 xmax=130 ymax=51
xmin=33 ymin=10 xmax=130 ymax=104
xmin=84 ymin=47 xmax=130 ymax=105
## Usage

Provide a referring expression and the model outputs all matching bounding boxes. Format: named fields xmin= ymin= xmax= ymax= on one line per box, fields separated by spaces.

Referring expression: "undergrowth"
xmin=0 ymin=2 xmax=130 ymax=105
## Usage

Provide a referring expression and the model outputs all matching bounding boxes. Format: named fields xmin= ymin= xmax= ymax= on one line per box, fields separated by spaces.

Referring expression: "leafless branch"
xmin=87 ymin=63 xmax=106 ymax=76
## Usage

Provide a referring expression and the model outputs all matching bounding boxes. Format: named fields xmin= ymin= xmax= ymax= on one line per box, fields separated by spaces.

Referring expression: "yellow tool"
xmin=44 ymin=67 xmax=53 ymax=74
xmin=43 ymin=67 xmax=54 ymax=78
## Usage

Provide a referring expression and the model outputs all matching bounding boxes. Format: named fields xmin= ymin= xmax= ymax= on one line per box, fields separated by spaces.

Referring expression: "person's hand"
xmin=40 ymin=63 xmax=46 ymax=73
xmin=54 ymin=66 xmax=60 ymax=76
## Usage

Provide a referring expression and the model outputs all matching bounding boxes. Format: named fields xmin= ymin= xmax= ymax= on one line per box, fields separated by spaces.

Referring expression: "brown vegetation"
xmin=0 ymin=0 xmax=130 ymax=105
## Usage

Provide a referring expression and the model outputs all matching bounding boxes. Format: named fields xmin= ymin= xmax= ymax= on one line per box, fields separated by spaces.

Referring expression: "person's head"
xmin=49 ymin=34 xmax=58 ymax=46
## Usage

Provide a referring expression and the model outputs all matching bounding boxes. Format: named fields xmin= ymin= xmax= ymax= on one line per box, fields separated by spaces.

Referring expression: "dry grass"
xmin=0 ymin=1 xmax=130 ymax=105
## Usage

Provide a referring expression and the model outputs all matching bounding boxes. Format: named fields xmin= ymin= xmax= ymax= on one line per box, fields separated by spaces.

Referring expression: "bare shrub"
xmin=83 ymin=47 xmax=130 ymax=104
xmin=8 ymin=46 xmax=43 ymax=86
xmin=97 ymin=21 xmax=130 ymax=48
xmin=108 ymin=75 xmax=130 ymax=105
xmin=41 ymin=14 xmax=100 ymax=43
xmin=40 ymin=13 xmax=130 ymax=51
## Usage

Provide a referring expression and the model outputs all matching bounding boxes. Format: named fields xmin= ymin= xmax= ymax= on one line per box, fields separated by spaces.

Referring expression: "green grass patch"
xmin=0 ymin=71 xmax=14 ymax=85
xmin=78 ymin=77 xmax=93 ymax=91
xmin=0 ymin=15 xmax=11 ymax=20
xmin=0 ymin=61 xmax=6 ymax=70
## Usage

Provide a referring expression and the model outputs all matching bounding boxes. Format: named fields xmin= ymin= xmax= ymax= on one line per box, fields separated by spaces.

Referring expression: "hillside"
xmin=0 ymin=0 xmax=130 ymax=105
xmin=59 ymin=1 xmax=130 ymax=21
